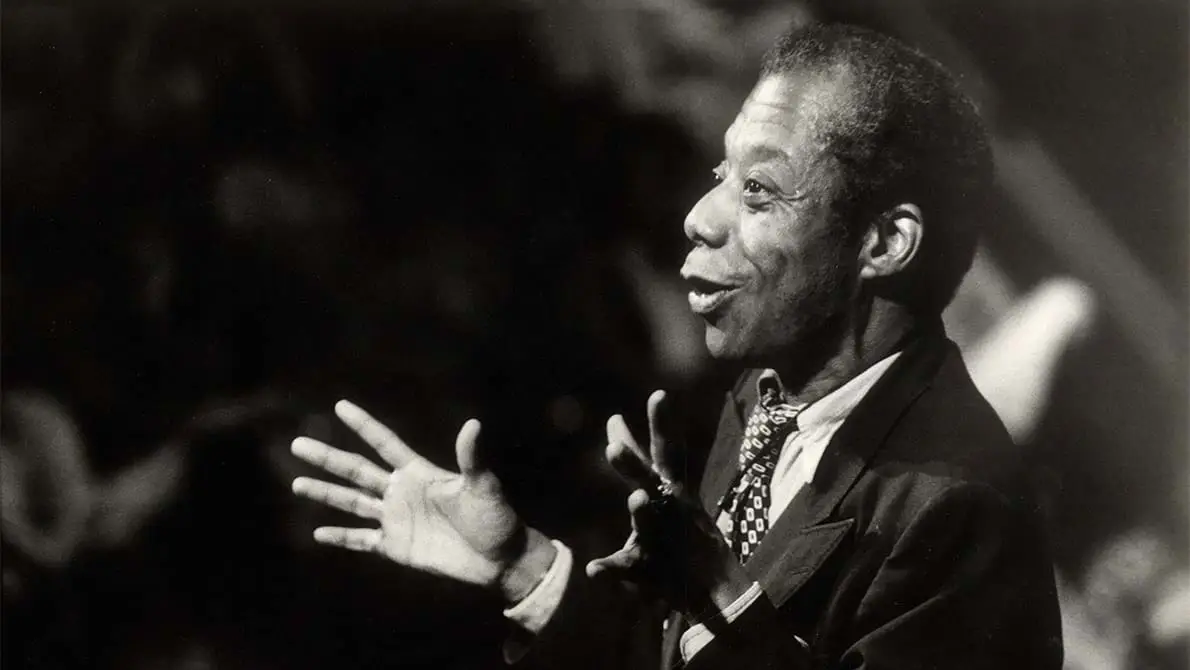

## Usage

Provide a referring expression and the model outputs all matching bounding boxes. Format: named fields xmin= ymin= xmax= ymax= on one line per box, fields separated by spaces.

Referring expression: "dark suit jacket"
xmin=525 ymin=328 xmax=1064 ymax=669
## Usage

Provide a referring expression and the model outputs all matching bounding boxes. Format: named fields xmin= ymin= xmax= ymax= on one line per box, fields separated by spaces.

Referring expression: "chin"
xmin=703 ymin=328 xmax=728 ymax=359
xmin=703 ymin=324 xmax=747 ymax=361
xmin=703 ymin=319 xmax=815 ymax=368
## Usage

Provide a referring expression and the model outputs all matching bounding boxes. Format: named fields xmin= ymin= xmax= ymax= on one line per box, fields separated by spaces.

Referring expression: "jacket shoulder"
xmin=869 ymin=346 xmax=1038 ymax=510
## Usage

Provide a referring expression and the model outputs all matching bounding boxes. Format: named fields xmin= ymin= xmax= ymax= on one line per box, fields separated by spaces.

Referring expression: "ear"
xmin=859 ymin=203 xmax=922 ymax=280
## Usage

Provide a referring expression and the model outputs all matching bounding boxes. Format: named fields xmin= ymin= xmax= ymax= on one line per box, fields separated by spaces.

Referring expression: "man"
xmin=290 ymin=23 xmax=1063 ymax=668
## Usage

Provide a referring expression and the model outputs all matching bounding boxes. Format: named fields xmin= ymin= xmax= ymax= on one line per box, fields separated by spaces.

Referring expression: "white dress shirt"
xmin=506 ymin=352 xmax=903 ymax=663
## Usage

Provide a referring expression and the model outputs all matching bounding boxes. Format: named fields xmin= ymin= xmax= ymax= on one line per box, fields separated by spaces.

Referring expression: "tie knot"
xmin=757 ymin=370 xmax=785 ymax=409
xmin=757 ymin=370 xmax=804 ymax=415
xmin=738 ymin=372 xmax=805 ymax=464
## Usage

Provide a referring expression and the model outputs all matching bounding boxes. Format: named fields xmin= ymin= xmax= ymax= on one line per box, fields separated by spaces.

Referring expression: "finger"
xmin=313 ymin=526 xmax=382 ymax=553
xmin=627 ymin=487 xmax=664 ymax=539
xmin=454 ymin=419 xmax=482 ymax=477
xmin=627 ymin=487 xmax=660 ymax=537
xmin=291 ymin=437 xmax=389 ymax=493
xmin=606 ymin=414 xmax=648 ymax=466
xmin=606 ymin=440 xmax=662 ymax=492
xmin=627 ymin=488 xmax=652 ymax=514
xmin=646 ymin=390 xmax=681 ymax=482
xmin=292 ymin=477 xmax=383 ymax=520
xmin=586 ymin=552 xmax=635 ymax=579
xmin=585 ymin=538 xmax=642 ymax=580
xmin=454 ymin=419 xmax=501 ymax=496
xmin=587 ymin=492 xmax=651 ymax=579
xmin=334 ymin=400 xmax=422 ymax=469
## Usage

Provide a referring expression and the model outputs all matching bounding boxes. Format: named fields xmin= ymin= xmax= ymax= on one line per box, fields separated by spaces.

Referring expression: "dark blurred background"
xmin=1 ymin=2 xmax=1186 ymax=669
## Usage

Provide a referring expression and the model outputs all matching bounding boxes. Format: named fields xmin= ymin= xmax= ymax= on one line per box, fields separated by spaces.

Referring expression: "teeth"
xmin=688 ymin=288 xmax=734 ymax=314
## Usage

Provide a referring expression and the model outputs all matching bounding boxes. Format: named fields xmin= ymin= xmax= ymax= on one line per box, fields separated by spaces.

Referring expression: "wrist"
xmin=707 ymin=576 xmax=755 ymax=614
xmin=497 ymin=526 xmax=558 ymax=605
xmin=688 ymin=549 xmax=755 ymax=622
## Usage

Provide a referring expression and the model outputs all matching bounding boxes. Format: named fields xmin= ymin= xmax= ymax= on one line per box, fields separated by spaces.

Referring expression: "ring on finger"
xmin=655 ymin=475 xmax=678 ymax=498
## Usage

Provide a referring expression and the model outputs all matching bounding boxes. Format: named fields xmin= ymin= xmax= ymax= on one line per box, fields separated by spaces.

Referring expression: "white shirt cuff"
xmin=679 ymin=582 xmax=765 ymax=663
xmin=502 ymin=540 xmax=573 ymax=635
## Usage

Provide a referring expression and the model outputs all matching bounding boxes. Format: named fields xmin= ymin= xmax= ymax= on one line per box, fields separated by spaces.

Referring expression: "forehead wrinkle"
xmin=724 ymin=112 xmax=800 ymax=164
xmin=724 ymin=89 xmax=799 ymax=152
xmin=754 ymin=70 xmax=858 ymax=149
xmin=726 ymin=107 xmax=835 ymax=192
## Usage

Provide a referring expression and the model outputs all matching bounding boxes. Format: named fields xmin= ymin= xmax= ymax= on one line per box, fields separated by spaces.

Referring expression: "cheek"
xmin=737 ymin=215 xmax=798 ymax=298
xmin=736 ymin=211 xmax=853 ymax=331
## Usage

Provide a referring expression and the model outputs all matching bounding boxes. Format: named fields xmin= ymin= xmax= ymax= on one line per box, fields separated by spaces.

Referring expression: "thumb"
xmin=587 ymin=490 xmax=651 ymax=579
xmin=585 ymin=540 xmax=642 ymax=581
xmin=455 ymin=419 xmax=499 ymax=494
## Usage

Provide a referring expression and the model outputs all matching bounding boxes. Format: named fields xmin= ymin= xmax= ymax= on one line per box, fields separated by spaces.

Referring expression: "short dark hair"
xmin=761 ymin=23 xmax=992 ymax=314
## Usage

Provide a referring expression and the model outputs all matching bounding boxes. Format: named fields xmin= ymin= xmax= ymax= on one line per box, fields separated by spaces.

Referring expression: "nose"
xmin=683 ymin=182 xmax=731 ymax=248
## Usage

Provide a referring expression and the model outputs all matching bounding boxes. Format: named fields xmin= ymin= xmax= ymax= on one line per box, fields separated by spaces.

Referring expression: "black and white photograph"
xmin=2 ymin=1 xmax=1187 ymax=669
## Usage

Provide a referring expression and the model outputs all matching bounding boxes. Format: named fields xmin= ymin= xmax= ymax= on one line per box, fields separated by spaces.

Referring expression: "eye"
xmin=740 ymin=176 xmax=775 ymax=211
xmin=711 ymin=163 xmax=727 ymax=183
xmin=742 ymin=178 xmax=768 ymax=195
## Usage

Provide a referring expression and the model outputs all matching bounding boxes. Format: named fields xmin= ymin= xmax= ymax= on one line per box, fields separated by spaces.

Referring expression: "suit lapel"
xmin=703 ymin=329 xmax=953 ymax=607
xmin=699 ymin=370 xmax=760 ymax=515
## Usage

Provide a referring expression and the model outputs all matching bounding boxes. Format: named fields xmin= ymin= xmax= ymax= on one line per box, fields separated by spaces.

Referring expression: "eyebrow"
xmin=724 ymin=125 xmax=788 ymax=160
xmin=741 ymin=145 xmax=795 ymax=165
xmin=723 ymin=137 xmax=837 ymax=201
xmin=722 ymin=133 xmax=799 ymax=177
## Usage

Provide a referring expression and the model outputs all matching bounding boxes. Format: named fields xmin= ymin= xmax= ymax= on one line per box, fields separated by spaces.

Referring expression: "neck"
xmin=772 ymin=298 xmax=920 ymax=406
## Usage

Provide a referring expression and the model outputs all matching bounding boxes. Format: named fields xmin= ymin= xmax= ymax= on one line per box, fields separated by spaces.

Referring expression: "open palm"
xmin=291 ymin=400 xmax=522 ymax=588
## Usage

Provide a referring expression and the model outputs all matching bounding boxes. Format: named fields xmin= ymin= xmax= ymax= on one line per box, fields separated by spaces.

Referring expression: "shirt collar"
xmin=756 ymin=351 xmax=904 ymax=432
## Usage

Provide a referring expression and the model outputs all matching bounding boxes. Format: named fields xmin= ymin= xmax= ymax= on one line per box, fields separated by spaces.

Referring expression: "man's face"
xmin=680 ymin=72 xmax=858 ymax=363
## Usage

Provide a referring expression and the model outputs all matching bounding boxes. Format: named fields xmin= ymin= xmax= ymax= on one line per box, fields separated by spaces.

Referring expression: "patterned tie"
xmin=719 ymin=372 xmax=804 ymax=562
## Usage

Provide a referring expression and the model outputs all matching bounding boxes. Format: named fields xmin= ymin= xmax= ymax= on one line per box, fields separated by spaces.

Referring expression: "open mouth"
xmin=686 ymin=277 xmax=740 ymax=315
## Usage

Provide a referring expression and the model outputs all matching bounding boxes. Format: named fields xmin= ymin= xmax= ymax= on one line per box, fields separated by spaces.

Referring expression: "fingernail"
xmin=606 ymin=414 xmax=624 ymax=433
xmin=605 ymin=441 xmax=622 ymax=461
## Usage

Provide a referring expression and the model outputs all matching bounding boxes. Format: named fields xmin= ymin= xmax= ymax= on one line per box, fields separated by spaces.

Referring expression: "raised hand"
xmin=291 ymin=400 xmax=555 ymax=602
xmin=584 ymin=390 xmax=677 ymax=579
xmin=587 ymin=390 xmax=752 ymax=617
